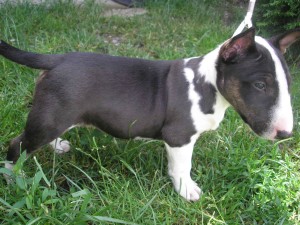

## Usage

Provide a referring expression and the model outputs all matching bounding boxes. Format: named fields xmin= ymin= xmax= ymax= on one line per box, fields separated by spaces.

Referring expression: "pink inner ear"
xmin=235 ymin=37 xmax=252 ymax=51
xmin=221 ymin=28 xmax=255 ymax=62
xmin=223 ymin=37 xmax=251 ymax=61
xmin=223 ymin=47 xmax=237 ymax=61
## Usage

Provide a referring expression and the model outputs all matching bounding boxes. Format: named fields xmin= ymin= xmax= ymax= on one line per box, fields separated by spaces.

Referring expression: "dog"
xmin=1 ymin=28 xmax=300 ymax=201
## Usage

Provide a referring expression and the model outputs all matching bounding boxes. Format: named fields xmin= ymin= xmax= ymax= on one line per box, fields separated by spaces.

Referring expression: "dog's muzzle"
xmin=275 ymin=130 xmax=292 ymax=140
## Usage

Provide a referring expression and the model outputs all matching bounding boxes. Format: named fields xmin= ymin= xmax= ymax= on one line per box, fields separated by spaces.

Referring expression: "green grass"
xmin=0 ymin=0 xmax=300 ymax=224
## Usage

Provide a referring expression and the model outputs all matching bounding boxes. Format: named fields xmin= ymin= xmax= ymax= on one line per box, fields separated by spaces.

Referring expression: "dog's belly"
xmin=75 ymin=78 xmax=167 ymax=139
xmin=80 ymin=109 xmax=164 ymax=139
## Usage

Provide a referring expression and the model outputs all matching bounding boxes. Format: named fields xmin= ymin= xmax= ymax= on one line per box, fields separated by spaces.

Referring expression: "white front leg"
xmin=165 ymin=139 xmax=202 ymax=201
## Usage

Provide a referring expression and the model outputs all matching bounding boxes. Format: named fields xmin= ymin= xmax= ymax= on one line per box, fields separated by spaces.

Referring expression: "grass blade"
xmin=0 ymin=197 xmax=27 ymax=223
xmin=84 ymin=215 xmax=139 ymax=225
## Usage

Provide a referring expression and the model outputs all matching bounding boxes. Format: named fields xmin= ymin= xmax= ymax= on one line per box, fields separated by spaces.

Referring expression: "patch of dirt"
xmin=0 ymin=0 xmax=147 ymax=17
xmin=103 ymin=34 xmax=123 ymax=46
xmin=102 ymin=8 xmax=146 ymax=17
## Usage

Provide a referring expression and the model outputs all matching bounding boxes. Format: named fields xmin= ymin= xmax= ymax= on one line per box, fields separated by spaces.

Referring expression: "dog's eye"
xmin=254 ymin=82 xmax=266 ymax=90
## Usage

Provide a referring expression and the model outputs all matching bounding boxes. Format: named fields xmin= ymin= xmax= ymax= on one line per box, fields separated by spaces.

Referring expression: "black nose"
xmin=276 ymin=130 xmax=292 ymax=139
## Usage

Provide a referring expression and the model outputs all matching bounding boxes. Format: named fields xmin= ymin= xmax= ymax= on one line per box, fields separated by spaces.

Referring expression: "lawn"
xmin=0 ymin=0 xmax=300 ymax=224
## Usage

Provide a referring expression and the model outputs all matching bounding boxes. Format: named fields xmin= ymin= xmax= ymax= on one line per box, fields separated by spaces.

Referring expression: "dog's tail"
xmin=0 ymin=40 xmax=64 ymax=70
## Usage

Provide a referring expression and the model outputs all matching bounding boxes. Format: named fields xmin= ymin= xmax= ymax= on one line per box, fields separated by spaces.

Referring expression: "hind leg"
xmin=6 ymin=100 xmax=75 ymax=168
xmin=5 ymin=70 xmax=80 ymax=178
xmin=5 ymin=125 xmax=68 ymax=182
xmin=6 ymin=121 xmax=70 ymax=164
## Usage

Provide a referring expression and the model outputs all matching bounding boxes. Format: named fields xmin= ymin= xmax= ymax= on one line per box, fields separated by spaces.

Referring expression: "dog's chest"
xmin=183 ymin=51 xmax=229 ymax=134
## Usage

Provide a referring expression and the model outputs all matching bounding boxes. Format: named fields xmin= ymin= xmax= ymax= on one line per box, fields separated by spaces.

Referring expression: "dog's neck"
xmin=184 ymin=45 xmax=223 ymax=92
xmin=201 ymin=46 xmax=231 ymax=112
xmin=183 ymin=47 xmax=230 ymax=134
xmin=197 ymin=46 xmax=221 ymax=87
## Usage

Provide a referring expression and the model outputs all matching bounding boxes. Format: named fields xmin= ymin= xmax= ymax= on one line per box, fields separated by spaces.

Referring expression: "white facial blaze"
xmin=255 ymin=36 xmax=293 ymax=139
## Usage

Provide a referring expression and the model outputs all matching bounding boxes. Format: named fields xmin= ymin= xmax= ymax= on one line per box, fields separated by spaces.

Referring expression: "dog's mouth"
xmin=260 ymin=129 xmax=277 ymax=140
xmin=238 ymin=113 xmax=278 ymax=140
xmin=246 ymin=121 xmax=292 ymax=141
xmin=261 ymin=128 xmax=292 ymax=140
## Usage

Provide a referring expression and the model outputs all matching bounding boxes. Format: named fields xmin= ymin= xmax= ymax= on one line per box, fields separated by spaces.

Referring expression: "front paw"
xmin=172 ymin=177 xmax=202 ymax=201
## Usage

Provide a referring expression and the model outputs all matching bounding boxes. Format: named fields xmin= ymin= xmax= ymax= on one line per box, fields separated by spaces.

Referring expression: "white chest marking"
xmin=183 ymin=53 xmax=229 ymax=136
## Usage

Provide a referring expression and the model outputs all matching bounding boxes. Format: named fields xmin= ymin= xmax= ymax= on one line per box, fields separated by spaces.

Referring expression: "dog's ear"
xmin=268 ymin=28 xmax=300 ymax=54
xmin=220 ymin=27 xmax=256 ymax=63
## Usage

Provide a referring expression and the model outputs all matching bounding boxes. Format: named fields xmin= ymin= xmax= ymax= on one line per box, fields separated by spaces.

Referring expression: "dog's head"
xmin=216 ymin=27 xmax=300 ymax=140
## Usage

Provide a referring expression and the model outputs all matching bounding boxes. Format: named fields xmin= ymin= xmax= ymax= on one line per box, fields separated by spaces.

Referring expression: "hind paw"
xmin=50 ymin=138 xmax=70 ymax=154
